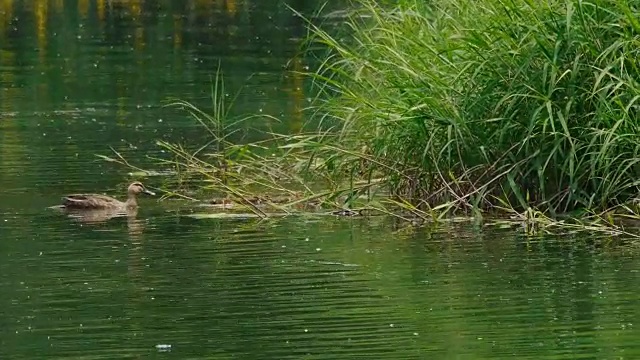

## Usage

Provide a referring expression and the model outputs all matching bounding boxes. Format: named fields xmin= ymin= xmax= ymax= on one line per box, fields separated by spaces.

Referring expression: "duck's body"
xmin=61 ymin=182 xmax=155 ymax=211
xmin=62 ymin=193 xmax=135 ymax=209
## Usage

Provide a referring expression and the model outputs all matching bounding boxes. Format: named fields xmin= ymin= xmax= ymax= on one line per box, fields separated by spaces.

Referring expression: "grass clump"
xmin=104 ymin=0 xmax=640 ymax=235
xmin=304 ymin=0 xmax=640 ymax=217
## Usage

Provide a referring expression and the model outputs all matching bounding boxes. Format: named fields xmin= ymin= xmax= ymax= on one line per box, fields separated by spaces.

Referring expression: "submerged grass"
xmin=102 ymin=0 xmax=640 ymax=237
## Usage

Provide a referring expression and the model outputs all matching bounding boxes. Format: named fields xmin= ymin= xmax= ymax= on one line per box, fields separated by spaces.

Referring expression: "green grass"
xmin=302 ymin=0 xmax=640 ymax=217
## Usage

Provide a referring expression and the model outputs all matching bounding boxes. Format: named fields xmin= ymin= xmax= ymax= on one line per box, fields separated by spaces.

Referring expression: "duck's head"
xmin=128 ymin=182 xmax=156 ymax=196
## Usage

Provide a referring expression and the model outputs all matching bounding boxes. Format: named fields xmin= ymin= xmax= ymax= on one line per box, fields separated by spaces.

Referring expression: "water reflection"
xmin=54 ymin=206 xmax=145 ymax=235
xmin=0 ymin=0 xmax=322 ymax=117
xmin=3 ymin=215 xmax=640 ymax=358
xmin=0 ymin=0 xmax=341 ymax=204
xmin=3 ymin=1 xmax=640 ymax=359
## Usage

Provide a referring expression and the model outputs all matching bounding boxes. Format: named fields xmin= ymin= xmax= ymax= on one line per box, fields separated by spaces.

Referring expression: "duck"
xmin=60 ymin=181 xmax=155 ymax=210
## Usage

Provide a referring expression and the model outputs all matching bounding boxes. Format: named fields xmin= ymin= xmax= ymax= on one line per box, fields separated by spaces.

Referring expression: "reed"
xmin=302 ymin=0 xmax=640 ymax=217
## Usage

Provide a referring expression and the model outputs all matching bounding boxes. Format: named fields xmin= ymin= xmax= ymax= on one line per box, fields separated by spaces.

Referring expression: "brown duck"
xmin=61 ymin=181 xmax=155 ymax=210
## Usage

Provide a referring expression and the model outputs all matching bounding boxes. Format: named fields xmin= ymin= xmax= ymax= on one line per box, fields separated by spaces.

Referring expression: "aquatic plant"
xmin=299 ymin=0 xmax=640 ymax=218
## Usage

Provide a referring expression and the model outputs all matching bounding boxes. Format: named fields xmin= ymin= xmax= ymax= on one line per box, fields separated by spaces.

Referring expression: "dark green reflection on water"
xmin=0 ymin=0 xmax=342 ymax=198
xmin=3 ymin=214 xmax=640 ymax=359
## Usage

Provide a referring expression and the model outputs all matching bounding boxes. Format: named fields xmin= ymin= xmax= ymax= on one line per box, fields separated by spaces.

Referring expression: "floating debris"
xmin=155 ymin=344 xmax=172 ymax=352
xmin=331 ymin=209 xmax=362 ymax=216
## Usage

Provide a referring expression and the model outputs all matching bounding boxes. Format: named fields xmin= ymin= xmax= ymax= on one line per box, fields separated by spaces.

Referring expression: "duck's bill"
xmin=144 ymin=189 xmax=156 ymax=196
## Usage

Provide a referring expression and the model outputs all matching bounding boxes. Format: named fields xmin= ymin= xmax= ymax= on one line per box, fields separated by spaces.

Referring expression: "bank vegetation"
xmin=107 ymin=0 xmax=640 ymax=234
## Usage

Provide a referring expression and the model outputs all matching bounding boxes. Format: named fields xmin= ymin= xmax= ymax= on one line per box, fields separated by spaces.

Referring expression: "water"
xmin=2 ymin=1 xmax=640 ymax=359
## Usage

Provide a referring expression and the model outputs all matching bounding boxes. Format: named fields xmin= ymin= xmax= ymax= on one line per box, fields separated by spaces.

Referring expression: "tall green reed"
xmin=304 ymin=0 xmax=640 ymax=215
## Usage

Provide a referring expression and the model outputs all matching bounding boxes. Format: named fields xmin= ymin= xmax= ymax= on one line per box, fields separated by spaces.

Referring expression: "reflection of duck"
xmin=62 ymin=207 xmax=137 ymax=224
xmin=60 ymin=182 xmax=155 ymax=210
xmin=56 ymin=205 xmax=147 ymax=238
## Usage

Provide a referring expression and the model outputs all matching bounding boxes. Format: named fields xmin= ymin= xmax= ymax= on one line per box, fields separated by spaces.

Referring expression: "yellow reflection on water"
xmin=226 ymin=0 xmax=237 ymax=15
xmin=0 ymin=47 xmax=25 ymax=180
xmin=78 ymin=0 xmax=89 ymax=18
xmin=97 ymin=0 xmax=105 ymax=21
xmin=0 ymin=0 xmax=13 ymax=39
xmin=35 ymin=0 xmax=47 ymax=62
xmin=173 ymin=14 xmax=182 ymax=49
xmin=0 ymin=48 xmax=16 ymax=113
xmin=134 ymin=26 xmax=145 ymax=51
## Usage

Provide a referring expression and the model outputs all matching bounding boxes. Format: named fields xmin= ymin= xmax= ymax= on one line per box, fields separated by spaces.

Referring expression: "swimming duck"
xmin=61 ymin=181 xmax=155 ymax=210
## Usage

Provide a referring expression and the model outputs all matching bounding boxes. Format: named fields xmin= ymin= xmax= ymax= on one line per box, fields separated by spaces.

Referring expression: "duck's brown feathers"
xmin=62 ymin=194 xmax=126 ymax=209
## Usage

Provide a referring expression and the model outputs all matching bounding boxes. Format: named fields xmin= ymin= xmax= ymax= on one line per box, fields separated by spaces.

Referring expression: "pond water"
xmin=2 ymin=1 xmax=640 ymax=359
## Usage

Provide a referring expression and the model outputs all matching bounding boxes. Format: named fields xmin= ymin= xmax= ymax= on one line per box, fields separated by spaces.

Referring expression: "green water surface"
xmin=2 ymin=1 xmax=640 ymax=359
